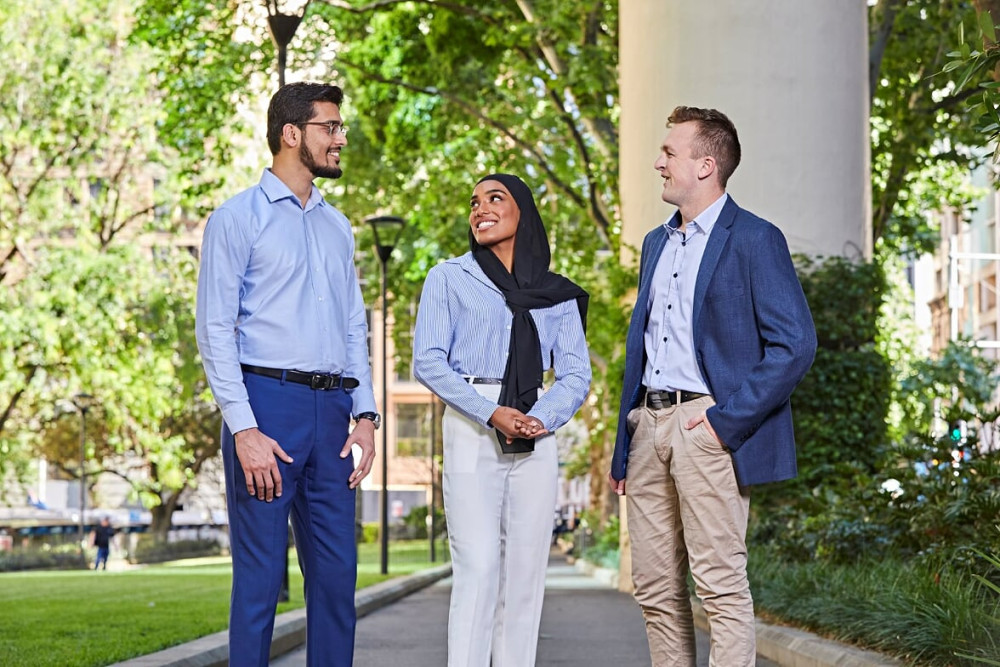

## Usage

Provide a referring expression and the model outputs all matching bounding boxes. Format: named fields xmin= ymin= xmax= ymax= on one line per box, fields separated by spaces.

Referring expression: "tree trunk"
xmin=149 ymin=492 xmax=181 ymax=541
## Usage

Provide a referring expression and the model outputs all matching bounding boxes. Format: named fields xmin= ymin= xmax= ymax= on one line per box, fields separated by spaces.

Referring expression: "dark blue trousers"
xmin=222 ymin=372 xmax=357 ymax=666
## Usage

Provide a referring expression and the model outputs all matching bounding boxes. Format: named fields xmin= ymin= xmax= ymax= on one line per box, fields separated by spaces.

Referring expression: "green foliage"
xmin=128 ymin=536 xmax=222 ymax=564
xmin=942 ymin=6 xmax=1000 ymax=163
xmin=870 ymin=0 xmax=990 ymax=255
xmin=401 ymin=504 xmax=446 ymax=540
xmin=880 ymin=343 xmax=1000 ymax=558
xmin=130 ymin=0 xmax=265 ymax=212
xmin=0 ymin=0 xmax=165 ymax=268
xmin=756 ymin=339 xmax=1000 ymax=568
xmin=753 ymin=258 xmax=1000 ymax=572
xmin=0 ymin=241 xmax=219 ymax=521
xmin=360 ymin=523 xmax=379 ymax=544
xmin=0 ymin=543 xmax=87 ymax=573
xmin=956 ymin=545 xmax=1000 ymax=665
xmin=0 ymin=0 xmax=222 ymax=524
xmin=776 ymin=257 xmax=891 ymax=496
xmin=573 ymin=510 xmax=620 ymax=569
xmin=750 ymin=544 xmax=1000 ymax=666
xmin=130 ymin=0 xmax=627 ymax=518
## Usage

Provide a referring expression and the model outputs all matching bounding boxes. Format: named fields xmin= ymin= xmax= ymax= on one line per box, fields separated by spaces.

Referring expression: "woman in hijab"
xmin=413 ymin=173 xmax=591 ymax=666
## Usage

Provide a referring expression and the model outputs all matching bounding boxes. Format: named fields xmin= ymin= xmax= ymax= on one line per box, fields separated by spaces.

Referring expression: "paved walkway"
xmin=273 ymin=553 xmax=777 ymax=666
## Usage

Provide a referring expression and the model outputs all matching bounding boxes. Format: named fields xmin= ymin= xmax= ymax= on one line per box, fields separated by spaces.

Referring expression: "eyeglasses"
xmin=299 ymin=121 xmax=349 ymax=137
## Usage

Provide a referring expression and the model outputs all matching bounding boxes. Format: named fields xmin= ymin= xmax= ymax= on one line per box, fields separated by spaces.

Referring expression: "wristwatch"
xmin=354 ymin=412 xmax=381 ymax=429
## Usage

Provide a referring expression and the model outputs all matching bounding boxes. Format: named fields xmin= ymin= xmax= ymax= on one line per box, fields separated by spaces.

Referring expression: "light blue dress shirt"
xmin=413 ymin=253 xmax=591 ymax=431
xmin=642 ymin=193 xmax=729 ymax=393
xmin=195 ymin=169 xmax=376 ymax=433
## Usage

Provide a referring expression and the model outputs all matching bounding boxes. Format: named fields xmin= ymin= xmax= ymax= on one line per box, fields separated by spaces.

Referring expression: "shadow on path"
xmin=273 ymin=551 xmax=778 ymax=666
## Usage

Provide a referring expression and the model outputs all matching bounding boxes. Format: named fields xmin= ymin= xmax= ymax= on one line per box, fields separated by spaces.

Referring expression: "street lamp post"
xmin=71 ymin=393 xmax=95 ymax=555
xmin=265 ymin=0 xmax=309 ymax=598
xmin=265 ymin=0 xmax=310 ymax=87
xmin=366 ymin=215 xmax=405 ymax=576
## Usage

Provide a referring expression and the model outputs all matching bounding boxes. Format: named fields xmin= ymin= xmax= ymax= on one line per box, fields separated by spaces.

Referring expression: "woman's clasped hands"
xmin=490 ymin=406 xmax=549 ymax=444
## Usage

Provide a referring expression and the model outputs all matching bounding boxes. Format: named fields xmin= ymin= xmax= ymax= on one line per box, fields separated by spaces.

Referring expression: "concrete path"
xmin=115 ymin=550 xmax=901 ymax=666
xmin=273 ymin=554 xmax=777 ymax=666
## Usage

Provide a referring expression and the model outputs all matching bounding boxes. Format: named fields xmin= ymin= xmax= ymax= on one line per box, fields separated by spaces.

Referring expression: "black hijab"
xmin=469 ymin=173 xmax=589 ymax=453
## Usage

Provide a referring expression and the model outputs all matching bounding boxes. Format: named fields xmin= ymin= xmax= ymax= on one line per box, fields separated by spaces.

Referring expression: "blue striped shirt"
xmin=413 ymin=253 xmax=591 ymax=430
xmin=195 ymin=169 xmax=377 ymax=433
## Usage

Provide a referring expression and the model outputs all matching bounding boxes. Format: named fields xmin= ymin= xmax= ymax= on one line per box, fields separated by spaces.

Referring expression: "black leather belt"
xmin=241 ymin=364 xmax=360 ymax=390
xmin=464 ymin=376 xmax=503 ymax=385
xmin=645 ymin=389 xmax=710 ymax=409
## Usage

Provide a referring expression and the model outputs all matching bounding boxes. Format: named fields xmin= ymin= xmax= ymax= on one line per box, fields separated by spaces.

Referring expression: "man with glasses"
xmin=196 ymin=82 xmax=377 ymax=666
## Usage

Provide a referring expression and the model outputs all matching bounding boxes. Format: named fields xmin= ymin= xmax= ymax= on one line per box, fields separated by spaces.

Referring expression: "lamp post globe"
xmin=265 ymin=0 xmax=310 ymax=86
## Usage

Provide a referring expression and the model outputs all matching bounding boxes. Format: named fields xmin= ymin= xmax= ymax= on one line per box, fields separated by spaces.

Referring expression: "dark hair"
xmin=667 ymin=106 xmax=741 ymax=187
xmin=266 ymin=82 xmax=344 ymax=155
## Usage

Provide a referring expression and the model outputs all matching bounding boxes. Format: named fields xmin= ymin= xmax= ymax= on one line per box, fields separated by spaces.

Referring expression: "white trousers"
xmin=442 ymin=384 xmax=558 ymax=667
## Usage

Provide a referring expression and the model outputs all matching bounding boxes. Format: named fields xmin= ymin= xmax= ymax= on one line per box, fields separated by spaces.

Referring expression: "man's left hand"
xmin=685 ymin=411 xmax=724 ymax=447
xmin=341 ymin=420 xmax=376 ymax=489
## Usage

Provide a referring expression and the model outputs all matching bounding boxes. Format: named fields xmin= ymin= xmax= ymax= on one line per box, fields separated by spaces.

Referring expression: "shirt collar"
xmin=457 ymin=252 xmax=503 ymax=294
xmin=259 ymin=168 xmax=325 ymax=211
xmin=663 ymin=192 xmax=729 ymax=237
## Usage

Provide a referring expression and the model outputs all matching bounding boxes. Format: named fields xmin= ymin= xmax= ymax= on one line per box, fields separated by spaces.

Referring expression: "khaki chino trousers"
xmin=626 ymin=396 xmax=755 ymax=667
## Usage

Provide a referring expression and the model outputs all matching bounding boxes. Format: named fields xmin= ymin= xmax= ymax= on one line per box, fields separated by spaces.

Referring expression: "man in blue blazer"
xmin=609 ymin=107 xmax=816 ymax=666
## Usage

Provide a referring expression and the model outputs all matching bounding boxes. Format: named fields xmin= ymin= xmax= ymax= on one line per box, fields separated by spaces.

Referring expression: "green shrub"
xmin=578 ymin=513 xmax=620 ymax=570
xmin=753 ymin=257 xmax=1000 ymax=571
xmin=0 ymin=543 xmax=87 ymax=572
xmin=749 ymin=544 xmax=1000 ymax=666
xmin=791 ymin=256 xmax=891 ymax=488
xmin=752 ymin=256 xmax=894 ymax=561
xmin=361 ymin=523 xmax=379 ymax=544
xmin=956 ymin=545 xmax=1000 ymax=665
xmin=400 ymin=505 xmax=446 ymax=540
xmin=128 ymin=535 xmax=221 ymax=564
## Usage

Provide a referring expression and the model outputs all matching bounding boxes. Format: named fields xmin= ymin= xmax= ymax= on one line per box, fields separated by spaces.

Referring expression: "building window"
xmin=981 ymin=278 xmax=997 ymax=313
xmin=394 ymin=300 xmax=418 ymax=382
xmin=395 ymin=403 xmax=430 ymax=457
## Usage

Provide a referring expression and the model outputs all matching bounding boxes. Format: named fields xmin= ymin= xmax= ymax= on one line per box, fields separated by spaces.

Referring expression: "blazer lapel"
xmin=632 ymin=225 xmax=669 ymax=331
xmin=692 ymin=197 xmax=737 ymax=328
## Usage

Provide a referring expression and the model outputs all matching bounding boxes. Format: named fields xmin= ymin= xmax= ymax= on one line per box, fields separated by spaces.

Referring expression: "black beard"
xmin=300 ymin=142 xmax=342 ymax=180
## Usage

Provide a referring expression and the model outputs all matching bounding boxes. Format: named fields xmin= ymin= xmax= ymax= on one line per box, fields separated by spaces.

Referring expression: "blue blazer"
xmin=611 ymin=197 xmax=817 ymax=487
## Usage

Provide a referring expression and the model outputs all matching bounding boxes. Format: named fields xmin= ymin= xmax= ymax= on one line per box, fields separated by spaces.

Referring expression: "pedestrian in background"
xmin=91 ymin=516 xmax=114 ymax=570
xmin=610 ymin=106 xmax=816 ymax=666
xmin=413 ymin=173 xmax=591 ymax=666
xmin=196 ymin=82 xmax=379 ymax=667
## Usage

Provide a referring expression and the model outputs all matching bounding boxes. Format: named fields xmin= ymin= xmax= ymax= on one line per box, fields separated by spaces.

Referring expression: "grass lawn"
xmin=0 ymin=539 xmax=449 ymax=667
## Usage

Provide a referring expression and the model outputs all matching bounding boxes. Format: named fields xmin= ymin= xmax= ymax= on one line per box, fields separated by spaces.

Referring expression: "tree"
xmin=134 ymin=0 xmax=630 ymax=520
xmin=940 ymin=1 xmax=1000 ymax=160
xmin=129 ymin=0 xmax=1000 ymax=528
xmin=868 ymin=0 xmax=992 ymax=256
xmin=311 ymin=0 xmax=628 ymax=520
xmin=0 ymin=0 xmax=225 ymax=536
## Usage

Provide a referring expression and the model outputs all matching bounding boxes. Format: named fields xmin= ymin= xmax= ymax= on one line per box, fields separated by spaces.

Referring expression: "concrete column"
xmin=619 ymin=0 xmax=871 ymax=260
